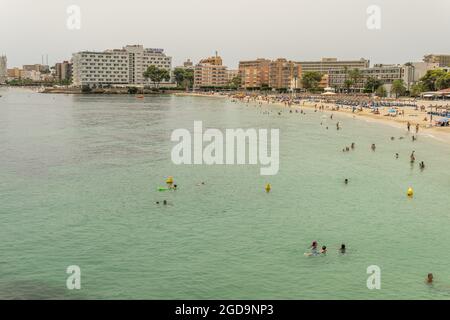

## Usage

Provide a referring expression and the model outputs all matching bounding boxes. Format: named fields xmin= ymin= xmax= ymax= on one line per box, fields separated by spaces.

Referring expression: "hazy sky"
xmin=1 ymin=0 xmax=449 ymax=68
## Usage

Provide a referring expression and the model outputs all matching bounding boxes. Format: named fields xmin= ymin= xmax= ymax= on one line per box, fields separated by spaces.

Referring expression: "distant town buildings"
xmin=0 ymin=55 xmax=7 ymax=84
xmin=23 ymin=64 xmax=50 ymax=73
xmin=72 ymin=45 xmax=172 ymax=87
xmin=423 ymin=54 xmax=450 ymax=67
xmin=3 ymin=49 xmax=449 ymax=93
xmin=194 ymin=53 xmax=228 ymax=88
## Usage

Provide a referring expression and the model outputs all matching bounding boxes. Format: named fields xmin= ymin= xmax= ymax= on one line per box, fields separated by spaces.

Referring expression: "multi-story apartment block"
xmin=0 ymin=55 xmax=7 ymax=84
xmin=55 ymin=61 xmax=73 ymax=83
xmin=72 ymin=45 xmax=172 ymax=87
xmin=268 ymin=58 xmax=302 ymax=90
xmin=238 ymin=58 xmax=270 ymax=89
xmin=423 ymin=54 xmax=450 ymax=67
xmin=194 ymin=54 xmax=228 ymax=89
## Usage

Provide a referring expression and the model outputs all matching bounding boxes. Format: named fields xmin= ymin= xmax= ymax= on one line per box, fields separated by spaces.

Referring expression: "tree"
xmin=348 ymin=68 xmax=362 ymax=92
xmin=173 ymin=67 xmax=194 ymax=89
xmin=410 ymin=83 xmax=425 ymax=97
xmin=436 ymin=72 xmax=450 ymax=90
xmin=301 ymin=71 xmax=322 ymax=91
xmin=127 ymin=87 xmax=139 ymax=94
xmin=229 ymin=75 xmax=242 ymax=89
xmin=81 ymin=85 xmax=92 ymax=93
xmin=173 ymin=67 xmax=185 ymax=87
xmin=364 ymin=77 xmax=383 ymax=93
xmin=183 ymin=69 xmax=194 ymax=89
xmin=143 ymin=65 xmax=171 ymax=89
xmin=343 ymin=79 xmax=353 ymax=93
xmin=420 ymin=69 xmax=448 ymax=91
xmin=376 ymin=85 xmax=387 ymax=97
xmin=391 ymin=79 xmax=406 ymax=98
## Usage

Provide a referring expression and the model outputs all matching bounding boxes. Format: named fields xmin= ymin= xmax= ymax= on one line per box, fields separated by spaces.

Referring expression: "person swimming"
xmin=344 ymin=179 xmax=349 ymax=184
xmin=410 ymin=151 xmax=416 ymax=162
xmin=395 ymin=153 xmax=399 ymax=159
xmin=310 ymin=241 xmax=318 ymax=255
xmin=426 ymin=273 xmax=434 ymax=284
xmin=371 ymin=144 xmax=376 ymax=151
xmin=419 ymin=161 xmax=425 ymax=170
xmin=339 ymin=244 xmax=346 ymax=254
xmin=320 ymin=246 xmax=327 ymax=254
xmin=163 ymin=200 xmax=168 ymax=205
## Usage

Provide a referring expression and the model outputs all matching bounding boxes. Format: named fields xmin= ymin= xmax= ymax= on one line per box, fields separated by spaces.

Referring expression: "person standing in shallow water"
xmin=371 ymin=144 xmax=376 ymax=151
xmin=426 ymin=273 xmax=433 ymax=284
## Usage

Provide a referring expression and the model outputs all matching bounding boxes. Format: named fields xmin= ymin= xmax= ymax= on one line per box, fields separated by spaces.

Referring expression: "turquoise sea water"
xmin=1 ymin=87 xmax=450 ymax=299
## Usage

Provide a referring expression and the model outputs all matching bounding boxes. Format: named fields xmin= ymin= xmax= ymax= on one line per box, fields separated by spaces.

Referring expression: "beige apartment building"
xmin=194 ymin=54 xmax=228 ymax=89
xmin=238 ymin=58 xmax=270 ymax=89
xmin=423 ymin=54 xmax=450 ymax=67
xmin=269 ymin=59 xmax=302 ymax=90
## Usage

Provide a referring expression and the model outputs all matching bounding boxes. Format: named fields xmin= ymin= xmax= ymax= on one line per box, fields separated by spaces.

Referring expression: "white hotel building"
xmin=72 ymin=45 xmax=172 ymax=87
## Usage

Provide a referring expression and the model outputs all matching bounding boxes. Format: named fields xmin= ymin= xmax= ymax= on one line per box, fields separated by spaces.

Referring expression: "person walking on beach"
xmin=416 ymin=124 xmax=419 ymax=134
xmin=407 ymin=122 xmax=411 ymax=132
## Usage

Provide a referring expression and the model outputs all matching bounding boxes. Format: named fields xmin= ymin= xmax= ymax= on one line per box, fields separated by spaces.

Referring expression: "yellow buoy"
xmin=166 ymin=176 xmax=174 ymax=185
xmin=407 ymin=187 xmax=414 ymax=197
xmin=265 ymin=183 xmax=271 ymax=192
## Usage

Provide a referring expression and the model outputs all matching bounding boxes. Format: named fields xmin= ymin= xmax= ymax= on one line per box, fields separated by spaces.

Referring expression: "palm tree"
xmin=348 ymin=68 xmax=362 ymax=93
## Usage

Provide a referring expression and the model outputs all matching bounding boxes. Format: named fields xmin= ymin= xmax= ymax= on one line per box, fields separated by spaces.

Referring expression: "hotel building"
xmin=0 ymin=55 xmax=7 ymax=84
xmin=238 ymin=58 xmax=270 ymax=89
xmin=423 ymin=54 xmax=450 ymax=67
xmin=72 ymin=45 xmax=172 ymax=87
xmin=328 ymin=62 xmax=441 ymax=94
xmin=193 ymin=54 xmax=228 ymax=89
xmin=297 ymin=57 xmax=370 ymax=74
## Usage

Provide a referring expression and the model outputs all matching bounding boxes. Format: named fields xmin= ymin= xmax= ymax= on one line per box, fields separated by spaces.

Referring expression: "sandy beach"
xmin=175 ymin=92 xmax=450 ymax=144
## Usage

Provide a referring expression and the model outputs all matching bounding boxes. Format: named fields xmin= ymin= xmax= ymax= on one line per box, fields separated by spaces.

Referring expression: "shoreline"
xmin=175 ymin=92 xmax=450 ymax=144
